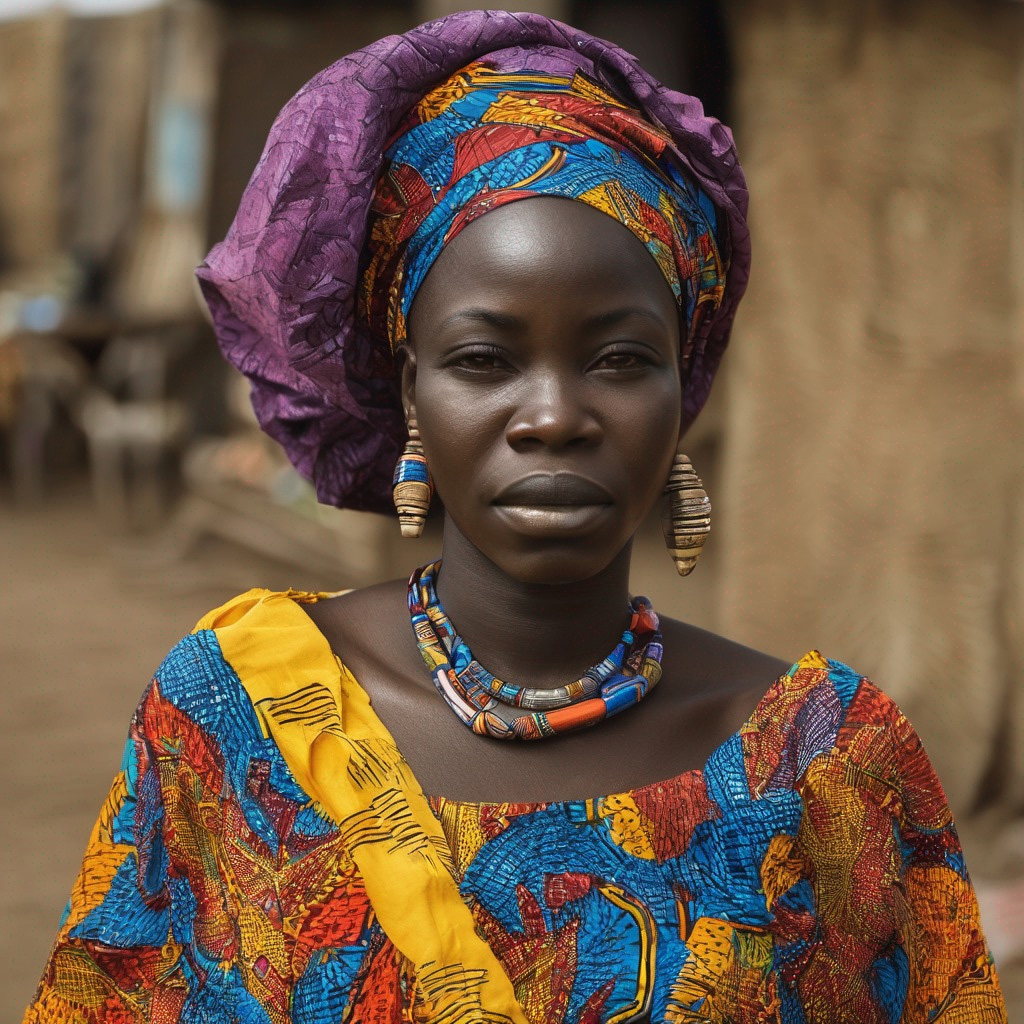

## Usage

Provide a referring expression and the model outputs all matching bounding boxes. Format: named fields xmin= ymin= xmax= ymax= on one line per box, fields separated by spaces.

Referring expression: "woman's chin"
xmin=486 ymin=538 xmax=631 ymax=588
xmin=439 ymin=507 xmax=637 ymax=586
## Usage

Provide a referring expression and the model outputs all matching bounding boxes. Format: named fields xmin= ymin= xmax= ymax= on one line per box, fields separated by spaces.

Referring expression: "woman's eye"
xmin=592 ymin=349 xmax=654 ymax=371
xmin=447 ymin=346 xmax=510 ymax=372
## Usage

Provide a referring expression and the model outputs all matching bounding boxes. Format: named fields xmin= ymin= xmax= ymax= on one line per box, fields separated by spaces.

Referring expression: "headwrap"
xmin=197 ymin=11 xmax=749 ymax=512
xmin=361 ymin=62 xmax=726 ymax=365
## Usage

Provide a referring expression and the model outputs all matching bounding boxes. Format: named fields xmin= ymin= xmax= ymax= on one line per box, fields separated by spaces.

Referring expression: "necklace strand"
xmin=407 ymin=560 xmax=663 ymax=740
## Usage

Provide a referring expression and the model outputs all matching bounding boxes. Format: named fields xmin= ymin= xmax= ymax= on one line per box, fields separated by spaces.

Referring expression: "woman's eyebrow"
xmin=583 ymin=307 xmax=669 ymax=330
xmin=437 ymin=306 xmax=669 ymax=332
xmin=437 ymin=308 xmax=521 ymax=331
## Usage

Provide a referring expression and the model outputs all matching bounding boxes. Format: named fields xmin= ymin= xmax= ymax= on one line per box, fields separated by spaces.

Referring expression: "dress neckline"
xmin=284 ymin=587 xmax=814 ymax=811
xmin=424 ymin=658 xmax=805 ymax=812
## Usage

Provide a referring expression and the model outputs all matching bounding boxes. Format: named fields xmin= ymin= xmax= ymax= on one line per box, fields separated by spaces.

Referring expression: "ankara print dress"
xmin=24 ymin=590 xmax=1006 ymax=1023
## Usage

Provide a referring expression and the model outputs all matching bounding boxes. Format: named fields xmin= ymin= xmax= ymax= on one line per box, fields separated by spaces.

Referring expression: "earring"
xmin=662 ymin=451 xmax=711 ymax=576
xmin=392 ymin=415 xmax=433 ymax=538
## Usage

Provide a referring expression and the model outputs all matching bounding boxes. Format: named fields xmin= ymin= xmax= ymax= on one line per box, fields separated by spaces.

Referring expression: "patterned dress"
xmin=23 ymin=590 xmax=1005 ymax=1023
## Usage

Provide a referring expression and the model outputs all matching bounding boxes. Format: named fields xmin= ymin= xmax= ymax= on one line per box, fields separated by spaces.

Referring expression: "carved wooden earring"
xmin=392 ymin=416 xmax=432 ymax=538
xmin=662 ymin=452 xmax=711 ymax=575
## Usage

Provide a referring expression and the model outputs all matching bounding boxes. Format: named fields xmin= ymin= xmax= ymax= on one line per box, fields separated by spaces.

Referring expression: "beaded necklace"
xmin=407 ymin=560 xmax=664 ymax=740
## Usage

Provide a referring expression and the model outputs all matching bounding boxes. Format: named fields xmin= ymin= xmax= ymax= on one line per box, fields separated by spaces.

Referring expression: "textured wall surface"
xmin=0 ymin=13 xmax=64 ymax=276
xmin=720 ymin=0 xmax=1024 ymax=861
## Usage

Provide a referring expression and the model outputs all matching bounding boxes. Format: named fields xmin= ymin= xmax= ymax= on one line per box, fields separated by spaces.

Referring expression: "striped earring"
xmin=662 ymin=451 xmax=711 ymax=576
xmin=392 ymin=415 xmax=432 ymax=538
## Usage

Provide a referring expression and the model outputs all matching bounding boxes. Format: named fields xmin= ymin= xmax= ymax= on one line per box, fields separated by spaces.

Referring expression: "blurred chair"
xmin=76 ymin=331 xmax=191 ymax=529
xmin=2 ymin=333 xmax=89 ymax=504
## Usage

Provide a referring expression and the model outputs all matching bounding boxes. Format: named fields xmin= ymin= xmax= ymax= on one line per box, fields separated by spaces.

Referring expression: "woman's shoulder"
xmin=645 ymin=620 xmax=907 ymax=765
xmin=734 ymin=647 xmax=943 ymax=812
xmin=654 ymin=615 xmax=792 ymax=716
xmin=656 ymin=615 xmax=904 ymax=742
xmin=192 ymin=586 xmax=329 ymax=634
xmin=743 ymin=648 xmax=905 ymax=739
xmin=153 ymin=587 xmax=320 ymax=678
xmin=143 ymin=587 xmax=342 ymax=736
xmin=162 ymin=582 xmax=414 ymax=717
xmin=140 ymin=582 xmax=423 ymax=764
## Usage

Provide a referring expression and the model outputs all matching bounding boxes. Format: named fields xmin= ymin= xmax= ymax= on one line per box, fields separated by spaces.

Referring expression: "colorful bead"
xmin=408 ymin=560 xmax=664 ymax=740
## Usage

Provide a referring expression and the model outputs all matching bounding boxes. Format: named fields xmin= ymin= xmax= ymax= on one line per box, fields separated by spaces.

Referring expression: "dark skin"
xmin=307 ymin=197 xmax=790 ymax=802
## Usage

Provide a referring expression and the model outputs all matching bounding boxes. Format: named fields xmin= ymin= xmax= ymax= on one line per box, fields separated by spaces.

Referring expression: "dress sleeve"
xmin=22 ymin=628 xmax=386 ymax=1023
xmin=891 ymin=695 xmax=1005 ymax=1020
xmin=836 ymin=678 xmax=1007 ymax=1022
xmin=22 ymin=680 xmax=182 ymax=1022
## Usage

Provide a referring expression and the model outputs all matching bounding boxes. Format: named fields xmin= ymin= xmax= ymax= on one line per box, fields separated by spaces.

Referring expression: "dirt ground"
xmin=4 ymin=484 xmax=1021 ymax=1019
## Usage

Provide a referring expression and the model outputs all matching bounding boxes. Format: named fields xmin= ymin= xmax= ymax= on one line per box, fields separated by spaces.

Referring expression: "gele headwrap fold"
xmin=197 ymin=10 xmax=750 ymax=513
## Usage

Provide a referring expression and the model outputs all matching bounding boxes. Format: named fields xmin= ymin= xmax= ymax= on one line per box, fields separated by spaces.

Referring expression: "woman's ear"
xmin=397 ymin=344 xmax=417 ymax=422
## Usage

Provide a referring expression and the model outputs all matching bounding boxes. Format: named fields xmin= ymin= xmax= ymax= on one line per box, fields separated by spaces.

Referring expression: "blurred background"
xmin=2 ymin=0 xmax=1022 ymax=1017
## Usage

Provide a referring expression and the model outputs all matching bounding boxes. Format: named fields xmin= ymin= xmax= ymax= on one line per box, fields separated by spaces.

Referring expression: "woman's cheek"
xmin=417 ymin=385 xmax=506 ymax=495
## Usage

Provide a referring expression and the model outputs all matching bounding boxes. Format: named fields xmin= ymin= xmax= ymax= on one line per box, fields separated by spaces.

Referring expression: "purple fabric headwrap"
xmin=197 ymin=10 xmax=750 ymax=513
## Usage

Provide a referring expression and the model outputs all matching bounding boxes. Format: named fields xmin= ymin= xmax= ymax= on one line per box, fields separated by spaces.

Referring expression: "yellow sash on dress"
xmin=196 ymin=589 xmax=528 ymax=1024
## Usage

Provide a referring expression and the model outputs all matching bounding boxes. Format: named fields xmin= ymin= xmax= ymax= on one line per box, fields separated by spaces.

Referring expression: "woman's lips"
xmin=492 ymin=472 xmax=614 ymax=506
xmin=493 ymin=504 xmax=612 ymax=533
xmin=492 ymin=474 xmax=613 ymax=534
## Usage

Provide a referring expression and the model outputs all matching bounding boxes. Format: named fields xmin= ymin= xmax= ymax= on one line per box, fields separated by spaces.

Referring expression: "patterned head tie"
xmin=197 ymin=10 xmax=750 ymax=513
xmin=361 ymin=63 xmax=726 ymax=361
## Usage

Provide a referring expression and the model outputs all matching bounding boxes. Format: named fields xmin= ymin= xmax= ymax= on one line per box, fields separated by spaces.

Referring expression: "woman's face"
xmin=404 ymin=197 xmax=682 ymax=585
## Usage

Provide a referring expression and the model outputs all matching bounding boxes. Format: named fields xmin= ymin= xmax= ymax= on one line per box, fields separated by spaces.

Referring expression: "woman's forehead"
xmin=409 ymin=197 xmax=680 ymax=326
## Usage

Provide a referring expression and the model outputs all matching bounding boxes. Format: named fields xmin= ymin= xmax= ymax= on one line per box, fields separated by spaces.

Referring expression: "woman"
xmin=24 ymin=10 xmax=1006 ymax=1023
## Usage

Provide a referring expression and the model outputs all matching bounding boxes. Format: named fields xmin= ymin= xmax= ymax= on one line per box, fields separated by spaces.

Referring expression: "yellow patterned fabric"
xmin=201 ymin=590 xmax=528 ymax=1023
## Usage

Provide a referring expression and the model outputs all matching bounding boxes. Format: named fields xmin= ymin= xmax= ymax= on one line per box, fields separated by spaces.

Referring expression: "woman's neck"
xmin=433 ymin=521 xmax=635 ymax=690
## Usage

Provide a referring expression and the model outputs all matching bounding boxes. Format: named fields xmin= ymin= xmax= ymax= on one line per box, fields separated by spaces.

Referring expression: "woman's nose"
xmin=504 ymin=375 xmax=601 ymax=449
